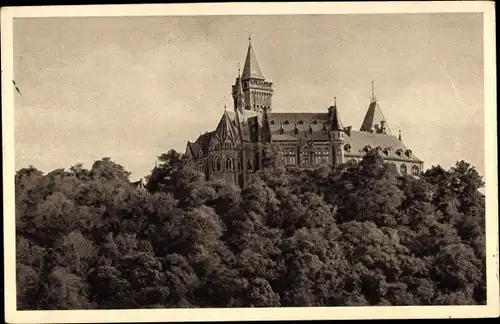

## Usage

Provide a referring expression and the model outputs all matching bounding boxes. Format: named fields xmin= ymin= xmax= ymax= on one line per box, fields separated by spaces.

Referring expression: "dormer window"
xmin=298 ymin=120 xmax=304 ymax=125
xmin=284 ymin=120 xmax=290 ymax=125
xmin=406 ymin=149 xmax=413 ymax=158
xmin=363 ymin=145 xmax=372 ymax=153
xmin=344 ymin=144 xmax=351 ymax=153
xmin=312 ymin=120 xmax=318 ymax=125
xmin=396 ymin=149 xmax=403 ymax=157
xmin=270 ymin=120 xmax=275 ymax=125
xmin=383 ymin=147 xmax=392 ymax=156
xmin=294 ymin=126 xmax=299 ymax=135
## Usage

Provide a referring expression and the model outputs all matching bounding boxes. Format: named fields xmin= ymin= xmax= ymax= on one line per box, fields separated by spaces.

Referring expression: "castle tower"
xmin=232 ymin=37 xmax=274 ymax=112
xmin=329 ymin=97 xmax=345 ymax=167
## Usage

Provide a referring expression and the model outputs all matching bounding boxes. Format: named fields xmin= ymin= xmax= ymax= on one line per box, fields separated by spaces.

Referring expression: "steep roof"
xmin=193 ymin=131 xmax=214 ymax=156
xmin=345 ymin=130 xmax=422 ymax=162
xmin=268 ymin=112 xmax=329 ymax=126
xmin=359 ymin=100 xmax=393 ymax=134
xmin=214 ymin=110 xmax=240 ymax=143
xmin=241 ymin=40 xmax=265 ymax=80
xmin=329 ymin=105 xmax=344 ymax=131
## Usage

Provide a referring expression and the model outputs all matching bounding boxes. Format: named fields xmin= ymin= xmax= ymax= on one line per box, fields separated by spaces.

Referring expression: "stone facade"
xmin=183 ymin=40 xmax=424 ymax=188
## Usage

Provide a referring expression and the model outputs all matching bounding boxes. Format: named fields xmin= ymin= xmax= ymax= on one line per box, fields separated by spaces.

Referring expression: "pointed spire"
xmin=399 ymin=129 xmax=402 ymax=141
xmin=360 ymin=83 xmax=392 ymax=135
xmin=334 ymin=96 xmax=337 ymax=107
xmin=241 ymin=37 xmax=265 ymax=80
xmin=330 ymin=105 xmax=344 ymax=131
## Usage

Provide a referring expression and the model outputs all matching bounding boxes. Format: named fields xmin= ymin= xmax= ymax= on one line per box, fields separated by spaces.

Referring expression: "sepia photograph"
xmin=2 ymin=1 xmax=498 ymax=322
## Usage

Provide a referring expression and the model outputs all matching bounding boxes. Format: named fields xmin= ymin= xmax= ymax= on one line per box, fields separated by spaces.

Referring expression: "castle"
xmin=182 ymin=39 xmax=424 ymax=188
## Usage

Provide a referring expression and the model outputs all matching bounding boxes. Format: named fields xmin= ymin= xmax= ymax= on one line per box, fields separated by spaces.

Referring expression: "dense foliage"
xmin=15 ymin=149 xmax=486 ymax=309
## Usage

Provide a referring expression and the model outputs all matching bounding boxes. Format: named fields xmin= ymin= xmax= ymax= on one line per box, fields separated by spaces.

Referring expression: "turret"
xmin=329 ymin=97 xmax=345 ymax=167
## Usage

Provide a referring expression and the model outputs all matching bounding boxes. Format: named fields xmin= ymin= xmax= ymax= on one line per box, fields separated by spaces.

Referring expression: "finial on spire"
xmin=371 ymin=80 xmax=375 ymax=103
xmin=334 ymin=96 xmax=337 ymax=106
xmin=249 ymin=33 xmax=252 ymax=42
xmin=237 ymin=62 xmax=241 ymax=75
xmin=398 ymin=129 xmax=402 ymax=141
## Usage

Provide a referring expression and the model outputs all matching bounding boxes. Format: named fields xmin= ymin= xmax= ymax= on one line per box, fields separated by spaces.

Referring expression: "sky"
xmin=13 ymin=13 xmax=484 ymax=181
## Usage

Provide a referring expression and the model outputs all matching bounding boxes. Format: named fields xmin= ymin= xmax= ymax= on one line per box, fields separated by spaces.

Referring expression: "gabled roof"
xmin=193 ymin=131 xmax=214 ymax=156
xmin=359 ymin=100 xmax=393 ymax=135
xmin=241 ymin=40 xmax=265 ymax=80
xmin=214 ymin=110 xmax=240 ymax=143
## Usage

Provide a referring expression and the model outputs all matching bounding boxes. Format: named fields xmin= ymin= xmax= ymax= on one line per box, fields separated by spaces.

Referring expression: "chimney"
xmin=380 ymin=120 xmax=386 ymax=134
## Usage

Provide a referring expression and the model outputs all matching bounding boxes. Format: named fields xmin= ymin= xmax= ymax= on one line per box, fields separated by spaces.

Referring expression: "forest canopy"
xmin=15 ymin=149 xmax=486 ymax=309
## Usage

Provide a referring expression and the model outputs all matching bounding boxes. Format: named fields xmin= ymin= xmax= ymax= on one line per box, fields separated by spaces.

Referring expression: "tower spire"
xmin=241 ymin=36 xmax=265 ymax=80
xmin=399 ymin=129 xmax=402 ymax=141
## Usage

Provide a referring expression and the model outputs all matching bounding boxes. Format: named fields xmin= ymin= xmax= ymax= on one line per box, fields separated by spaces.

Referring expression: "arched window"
xmin=411 ymin=165 xmax=419 ymax=176
xmin=225 ymin=156 xmax=233 ymax=171
xmin=236 ymin=159 xmax=241 ymax=171
xmin=213 ymin=156 xmax=221 ymax=172
xmin=400 ymin=164 xmax=408 ymax=174
xmin=396 ymin=149 xmax=403 ymax=157
xmin=406 ymin=149 xmax=413 ymax=158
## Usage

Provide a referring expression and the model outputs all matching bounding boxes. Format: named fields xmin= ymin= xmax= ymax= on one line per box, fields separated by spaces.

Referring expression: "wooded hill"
xmin=15 ymin=146 xmax=486 ymax=309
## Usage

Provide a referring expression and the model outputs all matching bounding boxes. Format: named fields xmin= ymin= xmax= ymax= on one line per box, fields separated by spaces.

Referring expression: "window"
xmin=396 ymin=149 xmax=403 ymax=157
xmin=383 ymin=147 xmax=392 ymax=156
xmin=363 ymin=145 xmax=371 ymax=153
xmin=312 ymin=120 xmax=318 ymax=125
xmin=314 ymin=149 xmax=321 ymax=164
xmin=225 ymin=156 xmax=233 ymax=171
xmin=321 ymin=148 xmax=329 ymax=163
xmin=279 ymin=126 xmax=284 ymax=135
xmin=198 ymin=163 xmax=204 ymax=172
xmin=283 ymin=149 xmax=297 ymax=165
xmin=213 ymin=156 xmax=221 ymax=172
xmin=411 ymin=165 xmax=419 ymax=176
xmin=284 ymin=120 xmax=290 ymax=125
xmin=270 ymin=120 xmax=275 ymax=125
xmin=301 ymin=151 xmax=310 ymax=165
xmin=298 ymin=120 xmax=304 ymax=124
xmin=344 ymin=144 xmax=351 ymax=153
xmin=400 ymin=164 xmax=408 ymax=174
xmin=406 ymin=150 xmax=413 ymax=158
xmin=247 ymin=159 xmax=252 ymax=170
xmin=236 ymin=159 xmax=241 ymax=171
